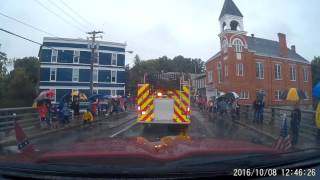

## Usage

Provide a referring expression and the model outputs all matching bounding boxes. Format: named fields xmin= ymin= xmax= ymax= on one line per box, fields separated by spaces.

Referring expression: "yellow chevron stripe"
xmin=182 ymin=86 xmax=190 ymax=95
xmin=178 ymin=91 xmax=189 ymax=107
xmin=145 ymin=113 xmax=154 ymax=122
xmin=141 ymin=96 xmax=153 ymax=111
xmin=173 ymin=112 xmax=182 ymax=123
xmin=140 ymin=103 xmax=154 ymax=119
xmin=172 ymin=94 xmax=187 ymax=110
xmin=137 ymin=90 xmax=149 ymax=105
xmin=137 ymin=84 xmax=149 ymax=96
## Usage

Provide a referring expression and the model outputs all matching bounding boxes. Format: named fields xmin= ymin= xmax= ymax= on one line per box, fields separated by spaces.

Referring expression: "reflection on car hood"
xmin=35 ymin=137 xmax=278 ymax=163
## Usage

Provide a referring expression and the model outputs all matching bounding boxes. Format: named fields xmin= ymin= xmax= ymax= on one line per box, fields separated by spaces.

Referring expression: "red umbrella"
xmin=46 ymin=90 xmax=55 ymax=97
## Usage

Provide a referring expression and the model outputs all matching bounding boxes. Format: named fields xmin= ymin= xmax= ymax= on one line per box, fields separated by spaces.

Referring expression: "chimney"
xmin=291 ymin=45 xmax=296 ymax=53
xmin=278 ymin=33 xmax=288 ymax=57
xmin=251 ymin=34 xmax=254 ymax=38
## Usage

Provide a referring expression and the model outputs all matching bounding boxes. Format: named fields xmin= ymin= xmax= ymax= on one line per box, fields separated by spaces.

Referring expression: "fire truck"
xmin=136 ymin=72 xmax=191 ymax=127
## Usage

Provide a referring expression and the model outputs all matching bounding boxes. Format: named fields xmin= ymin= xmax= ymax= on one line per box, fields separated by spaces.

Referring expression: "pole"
xmin=87 ymin=30 xmax=103 ymax=96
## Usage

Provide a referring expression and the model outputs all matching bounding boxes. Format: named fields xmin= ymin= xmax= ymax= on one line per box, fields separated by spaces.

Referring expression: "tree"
xmin=0 ymin=56 xmax=40 ymax=107
xmin=125 ymin=54 xmax=205 ymax=96
xmin=0 ymin=51 xmax=9 ymax=106
xmin=0 ymin=51 xmax=8 ymax=78
xmin=134 ymin=54 xmax=141 ymax=65
xmin=6 ymin=68 xmax=36 ymax=107
xmin=311 ymin=56 xmax=320 ymax=86
xmin=13 ymin=57 xmax=39 ymax=85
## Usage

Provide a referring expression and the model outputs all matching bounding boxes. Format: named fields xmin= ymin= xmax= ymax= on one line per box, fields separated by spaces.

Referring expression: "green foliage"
xmin=5 ymin=68 xmax=36 ymax=107
xmin=0 ymin=55 xmax=40 ymax=108
xmin=0 ymin=51 xmax=8 ymax=78
xmin=126 ymin=54 xmax=204 ymax=96
xmin=14 ymin=57 xmax=39 ymax=84
xmin=311 ymin=56 xmax=320 ymax=87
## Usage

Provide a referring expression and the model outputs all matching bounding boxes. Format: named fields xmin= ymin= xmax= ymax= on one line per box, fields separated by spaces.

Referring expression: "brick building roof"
xmin=246 ymin=36 xmax=308 ymax=62
xmin=219 ymin=0 xmax=243 ymax=19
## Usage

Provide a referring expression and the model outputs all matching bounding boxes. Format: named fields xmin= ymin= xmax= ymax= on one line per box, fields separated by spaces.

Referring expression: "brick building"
xmin=205 ymin=0 xmax=312 ymax=106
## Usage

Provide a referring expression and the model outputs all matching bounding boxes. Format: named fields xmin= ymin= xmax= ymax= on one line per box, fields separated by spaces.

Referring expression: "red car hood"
xmin=35 ymin=137 xmax=279 ymax=164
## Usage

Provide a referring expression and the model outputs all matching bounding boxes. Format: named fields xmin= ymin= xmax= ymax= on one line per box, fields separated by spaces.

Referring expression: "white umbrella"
xmin=231 ymin=92 xmax=240 ymax=99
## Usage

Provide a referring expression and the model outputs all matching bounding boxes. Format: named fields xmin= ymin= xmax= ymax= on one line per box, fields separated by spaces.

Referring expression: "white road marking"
xmin=110 ymin=121 xmax=137 ymax=138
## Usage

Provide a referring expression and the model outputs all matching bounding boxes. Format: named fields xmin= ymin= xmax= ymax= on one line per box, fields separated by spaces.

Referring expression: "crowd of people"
xmin=193 ymin=94 xmax=307 ymax=147
xmin=36 ymin=95 xmax=135 ymax=130
xmin=194 ymin=95 xmax=240 ymax=121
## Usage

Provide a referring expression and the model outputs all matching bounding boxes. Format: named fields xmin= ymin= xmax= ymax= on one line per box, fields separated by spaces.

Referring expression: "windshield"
xmin=1 ymin=0 xmax=320 ymax=178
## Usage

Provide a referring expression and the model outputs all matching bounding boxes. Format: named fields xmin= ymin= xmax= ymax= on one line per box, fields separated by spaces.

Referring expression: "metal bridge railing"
xmin=240 ymin=105 xmax=318 ymax=141
xmin=0 ymin=107 xmax=39 ymax=140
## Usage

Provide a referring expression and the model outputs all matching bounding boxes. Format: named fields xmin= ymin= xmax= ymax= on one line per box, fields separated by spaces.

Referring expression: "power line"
xmin=47 ymin=0 xmax=89 ymax=32
xmin=59 ymin=0 xmax=93 ymax=28
xmin=0 ymin=28 xmax=42 ymax=46
xmin=0 ymin=28 xmax=91 ymax=61
xmin=33 ymin=0 xmax=86 ymax=34
xmin=0 ymin=11 xmax=58 ymax=37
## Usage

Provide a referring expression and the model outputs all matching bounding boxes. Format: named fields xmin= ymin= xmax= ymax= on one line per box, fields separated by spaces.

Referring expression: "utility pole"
xmin=87 ymin=30 xmax=103 ymax=95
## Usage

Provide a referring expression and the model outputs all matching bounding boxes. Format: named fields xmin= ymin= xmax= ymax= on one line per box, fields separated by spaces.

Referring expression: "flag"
xmin=272 ymin=115 xmax=292 ymax=152
xmin=14 ymin=117 xmax=35 ymax=153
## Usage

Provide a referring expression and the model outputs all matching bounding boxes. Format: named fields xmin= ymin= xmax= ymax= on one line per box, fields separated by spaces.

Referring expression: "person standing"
xmin=291 ymin=104 xmax=301 ymax=147
xmin=255 ymin=98 xmax=265 ymax=125
xmin=74 ymin=97 xmax=80 ymax=117
xmin=62 ymin=103 xmax=71 ymax=125
xmin=38 ymin=103 xmax=50 ymax=129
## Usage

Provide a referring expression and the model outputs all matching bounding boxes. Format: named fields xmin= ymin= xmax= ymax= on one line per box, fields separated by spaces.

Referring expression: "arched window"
xmin=217 ymin=62 xmax=222 ymax=83
xmin=222 ymin=39 xmax=228 ymax=53
xmin=232 ymin=39 xmax=243 ymax=53
xmin=222 ymin=22 xmax=226 ymax=31
xmin=230 ymin=20 xmax=239 ymax=31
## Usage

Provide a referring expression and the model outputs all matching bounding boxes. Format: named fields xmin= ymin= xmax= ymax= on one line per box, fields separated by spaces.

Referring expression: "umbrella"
xmin=79 ymin=93 xmax=88 ymax=101
xmin=280 ymin=88 xmax=306 ymax=101
xmin=71 ymin=90 xmax=80 ymax=96
xmin=71 ymin=90 xmax=87 ymax=101
xmin=35 ymin=90 xmax=55 ymax=101
xmin=88 ymin=94 xmax=104 ymax=101
xmin=103 ymin=95 xmax=112 ymax=99
xmin=224 ymin=92 xmax=239 ymax=100
xmin=313 ymin=82 xmax=320 ymax=98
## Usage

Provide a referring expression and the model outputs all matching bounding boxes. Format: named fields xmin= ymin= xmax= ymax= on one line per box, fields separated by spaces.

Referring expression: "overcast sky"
xmin=0 ymin=0 xmax=319 ymax=66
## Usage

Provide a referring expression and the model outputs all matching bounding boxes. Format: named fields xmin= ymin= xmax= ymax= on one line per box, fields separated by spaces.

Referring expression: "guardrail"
xmin=0 ymin=107 xmax=39 ymax=139
xmin=240 ymin=105 xmax=318 ymax=141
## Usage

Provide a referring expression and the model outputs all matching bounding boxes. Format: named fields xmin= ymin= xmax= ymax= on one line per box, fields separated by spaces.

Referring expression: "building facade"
xmin=39 ymin=37 xmax=126 ymax=102
xmin=206 ymin=0 xmax=312 ymax=106
xmin=191 ymin=73 xmax=206 ymax=97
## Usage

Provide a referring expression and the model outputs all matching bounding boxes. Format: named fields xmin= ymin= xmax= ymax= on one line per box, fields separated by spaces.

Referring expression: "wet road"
xmin=3 ymin=108 xmax=275 ymax=154
xmin=30 ymin=113 xmax=137 ymax=152
xmin=117 ymin=108 xmax=274 ymax=147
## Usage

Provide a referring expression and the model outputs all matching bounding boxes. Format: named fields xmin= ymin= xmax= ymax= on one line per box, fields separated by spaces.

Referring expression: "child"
xmin=82 ymin=109 xmax=94 ymax=128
